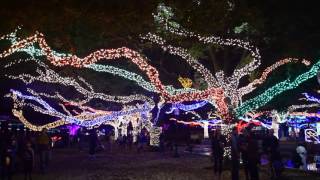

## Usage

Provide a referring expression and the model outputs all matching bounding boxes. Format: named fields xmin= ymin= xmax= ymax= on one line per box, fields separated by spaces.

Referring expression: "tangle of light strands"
xmin=9 ymin=89 xmax=108 ymax=126
xmin=153 ymin=4 xmax=261 ymax=80
xmin=87 ymin=64 xmax=198 ymax=95
xmin=142 ymin=33 xmax=310 ymax=104
xmin=152 ymin=4 xmax=312 ymax=107
xmin=8 ymin=89 xmax=153 ymax=128
xmin=141 ymin=33 xmax=219 ymax=87
xmin=2 ymin=30 xmax=197 ymax=96
xmin=13 ymin=107 xmax=153 ymax=134
xmin=0 ymin=32 xmax=229 ymax=117
xmin=5 ymin=58 xmax=155 ymax=106
xmin=33 ymin=91 xmax=150 ymax=129
xmin=238 ymin=58 xmax=311 ymax=100
xmin=143 ymin=33 xmax=311 ymax=107
xmin=1 ymin=27 xmax=71 ymax=59
xmin=235 ymin=59 xmax=320 ymax=117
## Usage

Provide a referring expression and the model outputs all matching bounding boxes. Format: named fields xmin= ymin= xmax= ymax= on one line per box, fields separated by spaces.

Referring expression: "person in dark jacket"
xmin=23 ymin=141 xmax=34 ymax=180
xmin=211 ymin=128 xmax=226 ymax=180
xmin=262 ymin=129 xmax=279 ymax=160
xmin=263 ymin=129 xmax=281 ymax=178
xmin=37 ymin=128 xmax=50 ymax=173
xmin=88 ymin=129 xmax=98 ymax=159
xmin=239 ymin=129 xmax=249 ymax=180
xmin=0 ymin=130 xmax=13 ymax=180
xmin=231 ymin=127 xmax=240 ymax=180
xmin=247 ymin=131 xmax=260 ymax=180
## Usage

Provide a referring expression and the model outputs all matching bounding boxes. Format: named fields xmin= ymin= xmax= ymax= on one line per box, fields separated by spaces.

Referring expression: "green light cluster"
xmin=235 ymin=59 xmax=320 ymax=117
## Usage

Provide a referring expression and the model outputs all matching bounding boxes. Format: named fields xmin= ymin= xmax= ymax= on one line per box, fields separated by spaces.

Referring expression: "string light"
xmin=12 ymin=110 xmax=68 ymax=131
xmin=0 ymin=31 xmax=229 ymax=117
xmin=9 ymin=89 xmax=158 ymax=144
xmin=153 ymin=5 xmax=261 ymax=104
xmin=166 ymin=101 xmax=209 ymax=114
xmin=8 ymin=89 xmax=153 ymax=128
xmin=141 ymin=33 xmax=218 ymax=87
xmin=169 ymin=118 xmax=222 ymax=127
xmin=288 ymin=104 xmax=320 ymax=112
xmin=152 ymin=4 xmax=313 ymax=108
xmin=238 ymin=58 xmax=311 ymax=100
xmin=5 ymin=58 xmax=155 ymax=106
xmin=236 ymin=60 xmax=320 ymax=117
xmin=2 ymin=31 xmax=197 ymax=96
xmin=1 ymin=21 xmax=317 ymax=136
xmin=302 ymin=93 xmax=320 ymax=104
xmin=290 ymin=112 xmax=320 ymax=119
xmin=87 ymin=63 xmax=197 ymax=95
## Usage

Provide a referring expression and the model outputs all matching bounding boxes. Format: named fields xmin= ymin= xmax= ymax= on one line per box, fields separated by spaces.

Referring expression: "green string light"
xmin=235 ymin=59 xmax=320 ymax=117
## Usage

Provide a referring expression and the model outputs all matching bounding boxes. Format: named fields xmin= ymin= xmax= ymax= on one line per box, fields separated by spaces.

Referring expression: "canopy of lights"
xmin=1 ymin=4 xmax=319 ymax=152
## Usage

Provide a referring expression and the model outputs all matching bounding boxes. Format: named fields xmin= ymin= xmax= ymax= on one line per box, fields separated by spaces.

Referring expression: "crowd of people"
xmin=211 ymin=125 xmax=311 ymax=180
xmin=0 ymin=128 xmax=50 ymax=180
xmin=0 ymin=122 xmax=316 ymax=180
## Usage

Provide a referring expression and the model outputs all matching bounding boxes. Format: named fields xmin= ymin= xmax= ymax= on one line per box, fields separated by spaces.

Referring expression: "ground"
xmin=14 ymin=145 xmax=320 ymax=180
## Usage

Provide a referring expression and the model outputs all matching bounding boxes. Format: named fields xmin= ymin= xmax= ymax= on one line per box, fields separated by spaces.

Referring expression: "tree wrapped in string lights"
xmin=1 ymin=3 xmax=320 ymax=152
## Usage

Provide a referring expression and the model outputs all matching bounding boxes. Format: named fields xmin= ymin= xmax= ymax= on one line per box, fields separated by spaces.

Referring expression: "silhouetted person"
xmin=211 ymin=129 xmax=226 ymax=180
xmin=127 ymin=132 xmax=133 ymax=150
xmin=88 ymin=129 xmax=98 ymax=159
xmin=138 ymin=130 xmax=148 ymax=153
xmin=37 ymin=128 xmax=50 ymax=173
xmin=262 ymin=129 xmax=281 ymax=178
xmin=231 ymin=127 xmax=240 ymax=180
xmin=239 ymin=129 xmax=249 ymax=180
xmin=262 ymin=129 xmax=279 ymax=161
xmin=247 ymin=131 xmax=259 ymax=180
xmin=1 ymin=130 xmax=13 ymax=180
xmin=9 ymin=137 xmax=17 ymax=174
xmin=22 ymin=141 xmax=34 ymax=180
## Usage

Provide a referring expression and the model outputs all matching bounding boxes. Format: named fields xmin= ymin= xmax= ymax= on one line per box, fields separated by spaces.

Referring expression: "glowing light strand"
xmin=0 ymin=32 xmax=227 ymax=114
xmin=238 ymin=58 xmax=311 ymax=99
xmin=302 ymin=93 xmax=320 ymax=104
xmin=235 ymin=60 xmax=320 ymax=117
xmin=5 ymin=58 xmax=155 ymax=106
xmin=9 ymin=90 xmax=153 ymax=128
